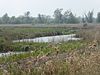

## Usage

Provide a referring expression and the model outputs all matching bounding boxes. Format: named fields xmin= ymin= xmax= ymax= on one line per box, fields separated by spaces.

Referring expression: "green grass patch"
xmin=0 ymin=41 xmax=85 ymax=64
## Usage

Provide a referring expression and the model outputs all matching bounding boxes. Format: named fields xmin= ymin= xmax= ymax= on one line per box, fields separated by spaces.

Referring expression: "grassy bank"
xmin=0 ymin=41 xmax=85 ymax=64
xmin=0 ymin=40 xmax=87 ymax=75
xmin=0 ymin=40 xmax=99 ymax=75
xmin=0 ymin=25 xmax=100 ymax=75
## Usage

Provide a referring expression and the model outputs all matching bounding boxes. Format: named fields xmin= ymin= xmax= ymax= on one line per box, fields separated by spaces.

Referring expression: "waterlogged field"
xmin=0 ymin=26 xmax=78 ymax=52
xmin=0 ymin=26 xmax=77 ymax=40
xmin=0 ymin=24 xmax=100 ymax=75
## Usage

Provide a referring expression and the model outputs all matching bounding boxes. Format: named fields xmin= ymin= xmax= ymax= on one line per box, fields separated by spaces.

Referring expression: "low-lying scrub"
xmin=0 ymin=42 xmax=100 ymax=75
xmin=0 ymin=27 xmax=77 ymax=40
xmin=0 ymin=41 xmax=84 ymax=64
xmin=1 ymin=26 xmax=100 ymax=75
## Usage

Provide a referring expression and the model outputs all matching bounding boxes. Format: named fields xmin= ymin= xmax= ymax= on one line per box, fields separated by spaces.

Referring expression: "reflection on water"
xmin=0 ymin=52 xmax=25 ymax=57
xmin=13 ymin=34 xmax=81 ymax=43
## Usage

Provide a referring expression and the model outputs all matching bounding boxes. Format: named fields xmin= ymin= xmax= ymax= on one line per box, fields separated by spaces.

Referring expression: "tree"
xmin=24 ymin=11 xmax=32 ymax=24
xmin=62 ymin=10 xmax=71 ymax=23
xmin=9 ymin=16 xmax=16 ymax=24
xmin=25 ymin=11 xmax=30 ymax=17
xmin=62 ymin=10 xmax=79 ymax=24
xmin=38 ymin=14 xmax=43 ymax=24
xmin=32 ymin=18 xmax=38 ymax=25
xmin=81 ymin=16 xmax=88 ymax=27
xmin=68 ymin=12 xmax=79 ymax=23
xmin=36 ymin=14 xmax=51 ymax=24
xmin=97 ymin=12 xmax=100 ymax=23
xmin=82 ymin=16 xmax=86 ymax=23
xmin=2 ymin=13 xmax=9 ymax=24
xmin=85 ymin=11 xmax=94 ymax=23
xmin=54 ymin=8 xmax=63 ymax=23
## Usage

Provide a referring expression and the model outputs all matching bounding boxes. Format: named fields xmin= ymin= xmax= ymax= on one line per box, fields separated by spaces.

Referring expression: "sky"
xmin=0 ymin=0 xmax=100 ymax=17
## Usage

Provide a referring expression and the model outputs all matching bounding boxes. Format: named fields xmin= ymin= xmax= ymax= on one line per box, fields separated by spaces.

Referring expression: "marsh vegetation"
xmin=0 ymin=24 xmax=100 ymax=75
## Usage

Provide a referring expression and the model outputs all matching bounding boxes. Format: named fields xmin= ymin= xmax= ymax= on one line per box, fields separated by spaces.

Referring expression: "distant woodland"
xmin=0 ymin=8 xmax=100 ymax=24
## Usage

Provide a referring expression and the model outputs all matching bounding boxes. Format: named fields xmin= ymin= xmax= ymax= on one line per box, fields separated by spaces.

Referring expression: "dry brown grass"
xmin=0 ymin=46 xmax=100 ymax=75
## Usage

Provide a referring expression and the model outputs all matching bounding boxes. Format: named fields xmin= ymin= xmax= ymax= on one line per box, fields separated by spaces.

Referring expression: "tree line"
xmin=0 ymin=8 xmax=100 ymax=24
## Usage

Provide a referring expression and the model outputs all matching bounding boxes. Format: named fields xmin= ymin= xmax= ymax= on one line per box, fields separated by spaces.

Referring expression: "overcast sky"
xmin=0 ymin=0 xmax=99 ymax=17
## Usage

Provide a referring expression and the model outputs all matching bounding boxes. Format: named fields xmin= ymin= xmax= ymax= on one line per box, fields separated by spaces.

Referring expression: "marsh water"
xmin=13 ymin=34 xmax=81 ymax=43
xmin=0 ymin=34 xmax=81 ymax=57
